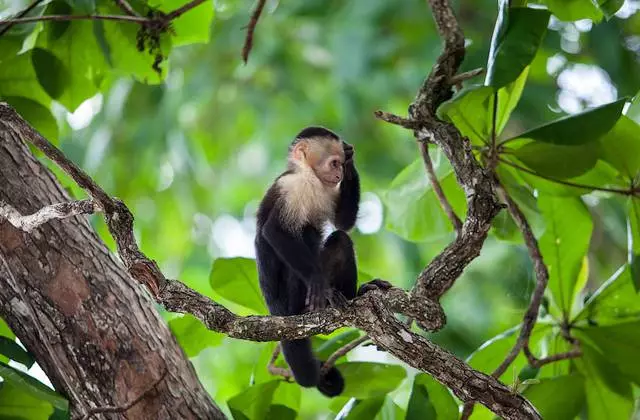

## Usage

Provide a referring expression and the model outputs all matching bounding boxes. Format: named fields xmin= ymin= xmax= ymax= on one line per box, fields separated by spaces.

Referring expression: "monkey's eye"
xmin=330 ymin=159 xmax=341 ymax=169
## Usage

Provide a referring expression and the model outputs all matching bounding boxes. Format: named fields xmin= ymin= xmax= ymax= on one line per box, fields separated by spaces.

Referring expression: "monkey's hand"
xmin=327 ymin=289 xmax=349 ymax=309
xmin=305 ymin=281 xmax=327 ymax=312
xmin=357 ymin=279 xmax=392 ymax=296
xmin=342 ymin=141 xmax=354 ymax=165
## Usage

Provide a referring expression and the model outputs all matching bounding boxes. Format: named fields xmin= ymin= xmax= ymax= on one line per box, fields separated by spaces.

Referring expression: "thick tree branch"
xmin=0 ymin=102 xmax=538 ymax=419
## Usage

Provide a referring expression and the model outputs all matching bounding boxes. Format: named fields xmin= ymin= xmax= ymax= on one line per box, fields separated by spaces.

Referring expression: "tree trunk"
xmin=0 ymin=108 xmax=224 ymax=419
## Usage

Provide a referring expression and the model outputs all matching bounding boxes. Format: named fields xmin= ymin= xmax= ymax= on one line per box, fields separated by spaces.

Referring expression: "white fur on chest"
xmin=277 ymin=168 xmax=339 ymax=229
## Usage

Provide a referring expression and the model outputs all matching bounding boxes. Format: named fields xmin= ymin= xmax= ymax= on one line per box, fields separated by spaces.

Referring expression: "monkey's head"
xmin=289 ymin=127 xmax=346 ymax=187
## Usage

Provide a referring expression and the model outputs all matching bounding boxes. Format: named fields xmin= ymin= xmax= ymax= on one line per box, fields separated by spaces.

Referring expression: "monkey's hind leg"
xmin=321 ymin=230 xmax=358 ymax=302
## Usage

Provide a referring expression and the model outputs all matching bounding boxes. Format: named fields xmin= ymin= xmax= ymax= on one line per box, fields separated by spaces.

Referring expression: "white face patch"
xmin=277 ymin=164 xmax=339 ymax=230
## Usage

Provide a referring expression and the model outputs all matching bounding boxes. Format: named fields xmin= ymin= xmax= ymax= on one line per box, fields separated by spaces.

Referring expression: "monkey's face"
xmin=292 ymin=138 xmax=345 ymax=187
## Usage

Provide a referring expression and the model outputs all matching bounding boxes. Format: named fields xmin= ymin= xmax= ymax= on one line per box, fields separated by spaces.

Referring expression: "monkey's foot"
xmin=327 ymin=289 xmax=349 ymax=309
xmin=357 ymin=279 xmax=392 ymax=296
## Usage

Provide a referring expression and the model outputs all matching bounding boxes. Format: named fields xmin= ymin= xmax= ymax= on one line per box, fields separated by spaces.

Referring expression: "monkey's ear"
xmin=292 ymin=141 xmax=308 ymax=162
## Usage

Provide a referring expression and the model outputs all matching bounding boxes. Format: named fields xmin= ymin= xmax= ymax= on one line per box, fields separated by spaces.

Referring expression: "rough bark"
xmin=0 ymin=113 xmax=223 ymax=418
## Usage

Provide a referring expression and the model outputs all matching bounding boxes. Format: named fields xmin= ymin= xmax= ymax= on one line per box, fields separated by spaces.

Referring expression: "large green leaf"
xmin=35 ymin=1 xmax=106 ymax=112
xmin=522 ymin=375 xmax=585 ymax=420
xmin=574 ymin=343 xmax=633 ymax=420
xmin=578 ymin=321 xmax=640 ymax=385
xmin=541 ymin=0 xmax=603 ymax=21
xmin=168 ymin=313 xmax=224 ymax=358
xmin=383 ymin=156 xmax=464 ymax=242
xmin=576 ymin=265 xmax=640 ymax=325
xmin=149 ymin=0 xmax=215 ymax=46
xmin=405 ymin=373 xmax=457 ymax=420
xmin=597 ymin=0 xmax=625 ymax=19
xmin=209 ymin=257 xmax=267 ymax=314
xmin=0 ymin=361 xmax=68 ymax=412
xmin=0 ymin=46 xmax=51 ymax=106
xmin=486 ymin=4 xmax=550 ymax=88
xmin=538 ymin=195 xmax=592 ymax=316
xmin=505 ymin=99 xmax=626 ymax=145
xmin=510 ymin=141 xmax=599 ymax=179
xmin=598 ymin=116 xmax=640 ymax=180
xmin=228 ymin=380 xmax=280 ymax=420
xmin=0 ymin=382 xmax=54 ymax=420
xmin=344 ymin=397 xmax=386 ymax=420
xmin=313 ymin=329 xmax=362 ymax=361
xmin=2 ymin=96 xmax=59 ymax=143
xmin=338 ymin=362 xmax=406 ymax=399
xmin=627 ymin=93 xmax=640 ymax=125
xmin=0 ymin=337 xmax=34 ymax=369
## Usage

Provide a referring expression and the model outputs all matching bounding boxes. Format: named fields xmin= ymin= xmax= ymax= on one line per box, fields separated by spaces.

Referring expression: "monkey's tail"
xmin=280 ymin=339 xmax=344 ymax=397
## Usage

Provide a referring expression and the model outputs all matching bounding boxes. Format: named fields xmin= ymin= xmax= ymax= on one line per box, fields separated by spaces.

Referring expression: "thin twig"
xmin=81 ymin=368 xmax=168 ymax=419
xmin=320 ymin=335 xmax=370 ymax=375
xmin=499 ymin=157 xmax=637 ymax=196
xmin=373 ymin=110 xmax=423 ymax=129
xmin=0 ymin=199 xmax=98 ymax=232
xmin=449 ymin=67 xmax=484 ymax=87
xmin=419 ymin=142 xmax=462 ymax=233
xmin=165 ymin=0 xmax=208 ymax=20
xmin=0 ymin=14 xmax=149 ymax=24
xmin=267 ymin=344 xmax=293 ymax=380
xmin=241 ymin=0 xmax=267 ymax=63
xmin=0 ymin=0 xmax=46 ymax=36
xmin=114 ymin=0 xmax=139 ymax=17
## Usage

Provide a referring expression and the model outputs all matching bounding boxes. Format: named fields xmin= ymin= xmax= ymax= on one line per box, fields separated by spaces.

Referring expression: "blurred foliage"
xmin=0 ymin=0 xmax=640 ymax=418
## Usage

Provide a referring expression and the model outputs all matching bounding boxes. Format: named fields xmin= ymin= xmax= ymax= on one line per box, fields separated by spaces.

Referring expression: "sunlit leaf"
xmin=405 ymin=373 xmax=458 ymax=420
xmin=522 ymin=375 xmax=585 ymax=420
xmin=168 ymin=313 xmax=224 ymax=358
xmin=0 ymin=382 xmax=54 ymax=420
xmin=541 ymin=0 xmax=603 ymax=21
xmin=505 ymin=99 xmax=626 ymax=145
xmin=578 ymin=321 xmax=640 ymax=385
xmin=338 ymin=362 xmax=406 ymax=399
xmin=486 ymin=4 xmax=550 ymax=88
xmin=209 ymin=257 xmax=267 ymax=314
xmin=538 ymin=195 xmax=592 ymax=315
xmin=0 ymin=47 xmax=51 ymax=106
xmin=627 ymin=93 xmax=640 ymax=125
xmin=0 ymin=361 xmax=68 ymax=411
xmin=0 ymin=337 xmax=34 ymax=369
xmin=598 ymin=116 xmax=640 ymax=180
xmin=384 ymin=156 xmax=464 ymax=242
xmin=228 ymin=380 xmax=280 ymax=420
xmin=574 ymin=343 xmax=633 ymax=419
xmin=576 ymin=265 xmax=640 ymax=325
xmin=150 ymin=0 xmax=215 ymax=46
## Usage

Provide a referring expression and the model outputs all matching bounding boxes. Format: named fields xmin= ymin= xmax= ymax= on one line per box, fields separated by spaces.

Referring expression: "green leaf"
xmin=510 ymin=141 xmax=599 ymax=179
xmin=384 ymin=156 xmax=464 ymax=242
xmin=36 ymin=6 xmax=107 ymax=112
xmin=31 ymin=48 xmax=69 ymax=101
xmin=168 ymin=313 xmax=224 ymax=358
xmin=541 ymin=0 xmax=603 ymax=21
xmin=495 ymin=67 xmax=530 ymax=135
xmin=0 ymin=382 xmax=54 ymax=420
xmin=338 ymin=362 xmax=406 ymax=399
xmin=576 ymin=265 xmax=640 ymax=325
xmin=405 ymin=373 xmax=458 ymax=420
xmin=265 ymin=404 xmax=296 ymax=420
xmin=538 ymin=195 xmax=592 ymax=315
xmin=0 ymin=337 xmax=34 ymax=369
xmin=578 ymin=321 xmax=640 ymax=386
xmin=228 ymin=380 xmax=280 ymax=420
xmin=344 ymin=397 xmax=386 ymax=420
xmin=486 ymin=5 xmax=550 ymax=88
xmin=627 ymin=93 xmax=640 ymax=125
xmin=209 ymin=257 xmax=267 ymax=314
xmin=313 ymin=329 xmax=362 ymax=361
xmin=437 ymin=85 xmax=493 ymax=145
xmin=0 ymin=361 xmax=68 ymax=412
xmin=3 ymin=97 xmax=59 ymax=143
xmin=597 ymin=0 xmax=625 ymax=19
xmin=0 ymin=47 xmax=51 ymax=106
xmin=522 ymin=375 xmax=585 ymax=420
xmin=628 ymin=199 xmax=640 ymax=291
xmin=505 ymin=99 xmax=627 ymax=145
xmin=97 ymin=3 xmax=171 ymax=84
xmin=149 ymin=0 xmax=214 ymax=46
xmin=574 ymin=343 xmax=633 ymax=420
xmin=598 ymin=116 xmax=640 ymax=180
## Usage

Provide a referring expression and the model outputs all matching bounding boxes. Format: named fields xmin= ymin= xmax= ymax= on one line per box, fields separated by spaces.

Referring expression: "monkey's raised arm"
xmin=333 ymin=143 xmax=360 ymax=231
xmin=261 ymin=209 xmax=326 ymax=309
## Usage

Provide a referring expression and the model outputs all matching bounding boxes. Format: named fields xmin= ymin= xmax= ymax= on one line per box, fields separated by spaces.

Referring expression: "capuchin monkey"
xmin=255 ymin=126 xmax=391 ymax=397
